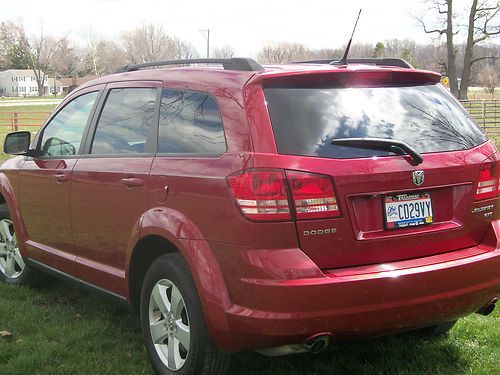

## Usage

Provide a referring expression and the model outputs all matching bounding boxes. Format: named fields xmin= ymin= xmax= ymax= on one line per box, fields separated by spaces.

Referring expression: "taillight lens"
xmin=287 ymin=171 xmax=340 ymax=219
xmin=475 ymin=161 xmax=499 ymax=201
xmin=227 ymin=169 xmax=340 ymax=221
xmin=227 ymin=170 xmax=291 ymax=221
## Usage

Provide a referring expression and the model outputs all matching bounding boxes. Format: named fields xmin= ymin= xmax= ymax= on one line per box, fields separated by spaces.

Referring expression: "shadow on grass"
xmin=232 ymin=333 xmax=470 ymax=375
xmin=0 ymin=281 xmax=486 ymax=375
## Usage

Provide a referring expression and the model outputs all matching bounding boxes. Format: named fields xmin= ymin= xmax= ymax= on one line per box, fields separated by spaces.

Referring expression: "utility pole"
xmin=199 ymin=29 xmax=210 ymax=58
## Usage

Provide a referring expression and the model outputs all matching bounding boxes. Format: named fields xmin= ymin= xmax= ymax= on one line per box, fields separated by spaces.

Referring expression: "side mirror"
xmin=4 ymin=131 xmax=32 ymax=155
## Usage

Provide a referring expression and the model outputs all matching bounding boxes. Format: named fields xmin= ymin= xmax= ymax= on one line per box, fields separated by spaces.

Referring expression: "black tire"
xmin=414 ymin=320 xmax=457 ymax=337
xmin=140 ymin=253 xmax=231 ymax=375
xmin=0 ymin=203 xmax=46 ymax=286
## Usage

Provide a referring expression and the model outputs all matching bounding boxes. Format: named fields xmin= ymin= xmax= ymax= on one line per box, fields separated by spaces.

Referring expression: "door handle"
xmin=120 ymin=177 xmax=144 ymax=188
xmin=54 ymin=173 xmax=69 ymax=183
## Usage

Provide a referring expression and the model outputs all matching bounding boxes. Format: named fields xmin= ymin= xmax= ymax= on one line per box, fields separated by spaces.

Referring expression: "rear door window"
xmin=265 ymin=84 xmax=487 ymax=159
xmin=91 ymin=88 xmax=157 ymax=155
xmin=158 ymin=89 xmax=226 ymax=155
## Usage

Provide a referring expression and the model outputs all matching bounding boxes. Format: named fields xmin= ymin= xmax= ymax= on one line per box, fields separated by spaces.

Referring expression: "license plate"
xmin=384 ymin=192 xmax=433 ymax=229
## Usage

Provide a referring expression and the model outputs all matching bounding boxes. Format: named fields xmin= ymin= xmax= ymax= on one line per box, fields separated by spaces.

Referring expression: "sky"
xmin=1 ymin=0 xmax=487 ymax=57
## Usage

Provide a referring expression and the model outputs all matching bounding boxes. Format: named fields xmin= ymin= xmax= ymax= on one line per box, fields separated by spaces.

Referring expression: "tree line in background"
xmin=0 ymin=0 xmax=498 ymax=98
xmin=0 ymin=23 xmax=200 ymax=94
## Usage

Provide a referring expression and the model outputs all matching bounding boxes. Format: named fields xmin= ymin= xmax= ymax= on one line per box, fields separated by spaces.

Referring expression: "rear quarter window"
xmin=158 ymin=89 xmax=226 ymax=155
xmin=265 ymin=84 xmax=487 ymax=159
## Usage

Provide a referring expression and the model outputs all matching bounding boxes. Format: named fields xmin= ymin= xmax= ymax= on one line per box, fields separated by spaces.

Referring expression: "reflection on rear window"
xmin=265 ymin=84 xmax=487 ymax=159
xmin=158 ymin=89 xmax=226 ymax=155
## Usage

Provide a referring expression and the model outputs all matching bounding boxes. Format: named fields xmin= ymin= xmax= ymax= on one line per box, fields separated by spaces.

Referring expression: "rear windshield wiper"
xmin=331 ymin=138 xmax=423 ymax=165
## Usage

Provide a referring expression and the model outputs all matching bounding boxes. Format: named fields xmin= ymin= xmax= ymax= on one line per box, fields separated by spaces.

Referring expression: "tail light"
xmin=227 ymin=170 xmax=291 ymax=221
xmin=475 ymin=161 xmax=499 ymax=201
xmin=287 ymin=171 xmax=340 ymax=219
xmin=227 ymin=169 xmax=340 ymax=221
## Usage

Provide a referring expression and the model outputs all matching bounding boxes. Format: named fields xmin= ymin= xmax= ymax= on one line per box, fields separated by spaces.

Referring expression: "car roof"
xmin=76 ymin=62 xmax=440 ymax=93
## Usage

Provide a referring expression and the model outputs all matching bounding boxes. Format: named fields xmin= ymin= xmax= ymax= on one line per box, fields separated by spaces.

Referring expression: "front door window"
xmin=40 ymin=91 xmax=98 ymax=157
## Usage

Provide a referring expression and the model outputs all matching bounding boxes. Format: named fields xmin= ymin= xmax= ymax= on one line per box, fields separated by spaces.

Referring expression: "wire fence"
xmin=459 ymin=99 xmax=500 ymax=136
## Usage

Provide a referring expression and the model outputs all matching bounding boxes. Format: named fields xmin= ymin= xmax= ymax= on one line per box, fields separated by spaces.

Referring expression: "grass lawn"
xmin=0 ymin=281 xmax=498 ymax=374
xmin=0 ymin=105 xmax=56 ymax=113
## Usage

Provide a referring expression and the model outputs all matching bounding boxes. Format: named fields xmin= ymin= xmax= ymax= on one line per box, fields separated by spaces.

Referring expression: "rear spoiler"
xmin=292 ymin=58 xmax=414 ymax=69
xmin=249 ymin=69 xmax=441 ymax=88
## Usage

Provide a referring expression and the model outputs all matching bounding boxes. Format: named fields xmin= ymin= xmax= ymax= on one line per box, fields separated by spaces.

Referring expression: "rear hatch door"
xmin=262 ymin=69 xmax=498 ymax=269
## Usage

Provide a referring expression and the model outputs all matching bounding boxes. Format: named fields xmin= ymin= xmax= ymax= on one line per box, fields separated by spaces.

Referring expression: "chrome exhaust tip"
xmin=255 ymin=333 xmax=332 ymax=357
xmin=304 ymin=334 xmax=331 ymax=354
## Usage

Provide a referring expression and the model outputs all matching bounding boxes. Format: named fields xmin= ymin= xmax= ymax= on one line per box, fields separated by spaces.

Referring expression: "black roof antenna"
xmin=331 ymin=9 xmax=362 ymax=65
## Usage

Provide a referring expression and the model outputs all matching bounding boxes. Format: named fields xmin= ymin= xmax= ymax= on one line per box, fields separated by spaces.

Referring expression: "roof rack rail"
xmin=292 ymin=58 xmax=414 ymax=69
xmin=115 ymin=57 xmax=264 ymax=73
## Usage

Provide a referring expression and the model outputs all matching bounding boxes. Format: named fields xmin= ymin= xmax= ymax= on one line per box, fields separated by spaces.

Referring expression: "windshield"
xmin=264 ymin=84 xmax=487 ymax=159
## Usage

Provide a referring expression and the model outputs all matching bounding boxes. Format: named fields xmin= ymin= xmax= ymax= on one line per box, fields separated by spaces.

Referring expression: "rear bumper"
xmin=211 ymin=221 xmax=500 ymax=352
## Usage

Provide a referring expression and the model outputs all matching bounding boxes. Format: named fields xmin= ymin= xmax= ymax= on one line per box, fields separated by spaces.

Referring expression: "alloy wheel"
xmin=149 ymin=278 xmax=191 ymax=371
xmin=0 ymin=219 xmax=24 ymax=279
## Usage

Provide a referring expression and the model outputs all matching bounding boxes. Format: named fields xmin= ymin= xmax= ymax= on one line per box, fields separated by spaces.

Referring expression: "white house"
xmin=0 ymin=69 xmax=63 ymax=97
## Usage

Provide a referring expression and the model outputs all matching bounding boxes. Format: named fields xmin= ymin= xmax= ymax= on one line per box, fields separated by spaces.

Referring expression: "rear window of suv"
xmin=265 ymin=84 xmax=487 ymax=159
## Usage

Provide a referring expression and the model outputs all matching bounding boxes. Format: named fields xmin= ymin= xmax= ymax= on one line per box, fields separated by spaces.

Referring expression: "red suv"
xmin=1 ymin=57 xmax=498 ymax=375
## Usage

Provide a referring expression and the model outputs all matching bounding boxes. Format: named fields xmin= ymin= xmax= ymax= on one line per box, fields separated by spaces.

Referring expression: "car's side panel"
xmin=149 ymin=154 xmax=254 ymax=245
xmin=71 ymin=157 xmax=153 ymax=294
xmin=18 ymin=157 xmax=78 ymax=276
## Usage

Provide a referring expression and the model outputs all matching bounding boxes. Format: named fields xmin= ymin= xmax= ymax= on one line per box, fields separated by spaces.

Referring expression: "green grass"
xmin=0 ymin=105 xmax=56 ymax=113
xmin=0 ymin=105 xmax=56 ymax=160
xmin=0 ymin=281 xmax=499 ymax=375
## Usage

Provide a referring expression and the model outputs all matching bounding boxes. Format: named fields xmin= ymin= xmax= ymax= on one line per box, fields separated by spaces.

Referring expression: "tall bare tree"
xmin=257 ymin=44 xmax=287 ymax=63
xmin=121 ymin=24 xmax=177 ymax=63
xmin=51 ymin=37 xmax=79 ymax=77
xmin=24 ymin=26 xmax=63 ymax=96
xmin=85 ymin=39 xmax=126 ymax=75
xmin=85 ymin=28 xmax=103 ymax=76
xmin=173 ymin=39 xmax=198 ymax=59
xmin=477 ymin=63 xmax=498 ymax=93
xmin=213 ymin=45 xmax=236 ymax=58
xmin=417 ymin=0 xmax=499 ymax=99
xmin=257 ymin=42 xmax=313 ymax=63
xmin=120 ymin=24 xmax=198 ymax=64
xmin=459 ymin=0 xmax=499 ymax=98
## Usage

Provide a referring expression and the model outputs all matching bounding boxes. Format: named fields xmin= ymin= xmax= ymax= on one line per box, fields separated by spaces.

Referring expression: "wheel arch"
xmin=0 ymin=172 xmax=28 ymax=254
xmin=128 ymin=234 xmax=178 ymax=316
xmin=127 ymin=207 xmax=232 ymax=340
